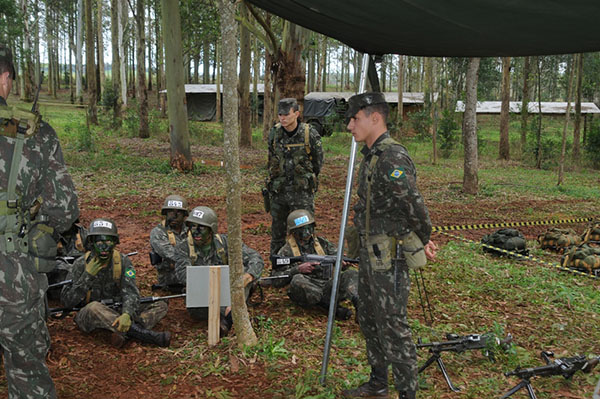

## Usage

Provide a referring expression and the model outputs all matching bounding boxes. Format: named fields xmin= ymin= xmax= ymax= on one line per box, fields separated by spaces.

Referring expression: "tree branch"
xmin=244 ymin=2 xmax=278 ymax=55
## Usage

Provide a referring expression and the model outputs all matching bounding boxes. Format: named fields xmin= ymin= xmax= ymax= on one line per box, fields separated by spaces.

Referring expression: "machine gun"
xmin=417 ymin=332 xmax=513 ymax=392
xmin=270 ymin=254 xmax=358 ymax=279
xmin=49 ymin=293 xmax=186 ymax=319
xmin=501 ymin=351 xmax=599 ymax=399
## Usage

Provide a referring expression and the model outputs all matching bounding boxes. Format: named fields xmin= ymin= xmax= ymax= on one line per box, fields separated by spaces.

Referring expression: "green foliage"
xmin=408 ymin=109 xmax=432 ymax=140
xmin=64 ymin=120 xmax=95 ymax=153
xmin=100 ymin=79 xmax=118 ymax=109
xmin=584 ymin=117 xmax=600 ymax=168
xmin=122 ymin=100 xmax=140 ymax=138
xmin=437 ymin=109 xmax=460 ymax=158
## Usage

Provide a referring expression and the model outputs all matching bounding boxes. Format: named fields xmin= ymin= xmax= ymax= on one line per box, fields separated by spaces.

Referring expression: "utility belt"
xmin=359 ymin=231 xmax=426 ymax=271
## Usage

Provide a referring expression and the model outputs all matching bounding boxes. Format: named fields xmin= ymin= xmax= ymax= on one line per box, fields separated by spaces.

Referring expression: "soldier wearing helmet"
xmin=271 ymin=209 xmax=358 ymax=320
xmin=173 ymin=206 xmax=264 ymax=336
xmin=149 ymin=195 xmax=189 ymax=292
xmin=0 ymin=43 xmax=79 ymax=398
xmin=265 ymin=98 xmax=324 ymax=256
xmin=61 ymin=218 xmax=171 ymax=348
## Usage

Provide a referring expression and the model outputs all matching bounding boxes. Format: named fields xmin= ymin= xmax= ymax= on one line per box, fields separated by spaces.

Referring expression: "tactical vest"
xmin=84 ymin=250 xmax=122 ymax=303
xmin=268 ymin=123 xmax=316 ymax=193
xmin=187 ymin=232 xmax=228 ymax=265
xmin=538 ymin=228 xmax=581 ymax=252
xmin=561 ymin=244 xmax=600 ymax=273
xmin=287 ymin=235 xmax=326 ymax=257
xmin=0 ymin=105 xmax=54 ymax=272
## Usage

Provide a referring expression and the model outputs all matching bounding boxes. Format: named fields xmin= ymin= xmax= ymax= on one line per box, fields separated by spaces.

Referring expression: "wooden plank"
xmin=208 ymin=266 xmax=221 ymax=345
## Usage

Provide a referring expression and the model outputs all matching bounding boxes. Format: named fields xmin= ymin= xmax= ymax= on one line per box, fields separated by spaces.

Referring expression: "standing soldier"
xmin=271 ymin=209 xmax=358 ymax=320
xmin=149 ymin=194 xmax=189 ymax=292
xmin=265 ymin=98 xmax=323 ymax=255
xmin=0 ymin=44 xmax=79 ymax=399
xmin=61 ymin=218 xmax=170 ymax=348
xmin=343 ymin=93 xmax=438 ymax=399
xmin=174 ymin=206 xmax=264 ymax=336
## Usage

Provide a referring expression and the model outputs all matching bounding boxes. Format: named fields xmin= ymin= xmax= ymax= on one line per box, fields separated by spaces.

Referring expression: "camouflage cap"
xmin=278 ymin=98 xmax=298 ymax=115
xmin=0 ymin=44 xmax=16 ymax=79
xmin=345 ymin=92 xmax=387 ymax=120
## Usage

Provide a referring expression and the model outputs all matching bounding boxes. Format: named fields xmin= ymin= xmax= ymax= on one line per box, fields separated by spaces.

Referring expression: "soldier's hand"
xmin=424 ymin=240 xmax=438 ymax=261
xmin=85 ymin=256 xmax=106 ymax=276
xmin=298 ymin=262 xmax=317 ymax=274
xmin=112 ymin=313 xmax=132 ymax=333
xmin=243 ymin=272 xmax=254 ymax=287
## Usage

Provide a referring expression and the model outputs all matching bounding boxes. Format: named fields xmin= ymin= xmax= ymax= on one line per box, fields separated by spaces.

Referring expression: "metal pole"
xmin=319 ymin=53 xmax=370 ymax=385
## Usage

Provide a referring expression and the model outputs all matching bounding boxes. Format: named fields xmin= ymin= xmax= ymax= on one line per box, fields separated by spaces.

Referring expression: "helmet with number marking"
xmin=186 ymin=206 xmax=218 ymax=232
xmin=85 ymin=218 xmax=120 ymax=248
xmin=287 ymin=209 xmax=315 ymax=233
xmin=161 ymin=194 xmax=189 ymax=215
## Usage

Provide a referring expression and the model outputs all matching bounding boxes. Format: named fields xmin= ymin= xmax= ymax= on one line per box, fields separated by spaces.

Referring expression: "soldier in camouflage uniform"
xmin=174 ymin=206 xmax=264 ymax=335
xmin=61 ymin=218 xmax=170 ymax=348
xmin=0 ymin=44 xmax=79 ymax=399
xmin=343 ymin=93 xmax=438 ymax=399
xmin=46 ymin=221 xmax=87 ymax=300
xmin=271 ymin=209 xmax=358 ymax=320
xmin=149 ymin=194 xmax=189 ymax=292
xmin=266 ymin=98 xmax=323 ymax=255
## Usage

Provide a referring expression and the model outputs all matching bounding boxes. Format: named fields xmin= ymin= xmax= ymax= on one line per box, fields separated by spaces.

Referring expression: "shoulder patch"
xmin=388 ymin=168 xmax=406 ymax=181
xmin=125 ymin=268 xmax=136 ymax=279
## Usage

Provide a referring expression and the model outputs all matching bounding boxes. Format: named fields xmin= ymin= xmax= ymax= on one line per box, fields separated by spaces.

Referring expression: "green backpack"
xmin=561 ymin=244 xmax=600 ymax=274
xmin=481 ymin=228 xmax=528 ymax=257
xmin=538 ymin=228 xmax=581 ymax=252
xmin=582 ymin=222 xmax=600 ymax=244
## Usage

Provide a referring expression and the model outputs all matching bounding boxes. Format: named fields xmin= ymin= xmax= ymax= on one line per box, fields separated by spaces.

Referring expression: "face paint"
xmin=93 ymin=235 xmax=116 ymax=260
xmin=191 ymin=224 xmax=212 ymax=246
xmin=293 ymin=225 xmax=314 ymax=245
xmin=166 ymin=210 xmax=186 ymax=230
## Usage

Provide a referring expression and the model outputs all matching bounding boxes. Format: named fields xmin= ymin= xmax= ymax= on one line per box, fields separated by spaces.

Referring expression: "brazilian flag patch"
xmin=125 ymin=268 xmax=136 ymax=279
xmin=388 ymin=168 xmax=406 ymax=181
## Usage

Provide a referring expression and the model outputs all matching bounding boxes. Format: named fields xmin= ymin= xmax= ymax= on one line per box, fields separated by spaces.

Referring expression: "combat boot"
xmin=342 ymin=366 xmax=389 ymax=398
xmin=126 ymin=323 xmax=171 ymax=347
xmin=110 ymin=332 xmax=127 ymax=348
xmin=335 ymin=305 xmax=353 ymax=320
xmin=220 ymin=312 xmax=233 ymax=337
xmin=397 ymin=391 xmax=416 ymax=399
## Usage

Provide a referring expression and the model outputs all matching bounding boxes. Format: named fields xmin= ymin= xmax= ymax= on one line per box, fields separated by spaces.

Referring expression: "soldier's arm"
xmin=149 ymin=226 xmax=178 ymax=269
xmin=60 ymin=256 xmax=92 ymax=307
xmin=310 ymin=128 xmax=324 ymax=176
xmin=173 ymin=242 xmax=192 ymax=285
xmin=39 ymin=123 xmax=80 ymax=233
xmin=120 ymin=256 xmax=140 ymax=317
xmin=241 ymin=242 xmax=264 ymax=280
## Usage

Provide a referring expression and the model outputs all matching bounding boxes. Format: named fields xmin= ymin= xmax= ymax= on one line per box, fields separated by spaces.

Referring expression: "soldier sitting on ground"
xmin=271 ymin=209 xmax=358 ymax=320
xmin=46 ymin=221 xmax=87 ymax=300
xmin=149 ymin=194 xmax=189 ymax=293
xmin=174 ymin=206 xmax=264 ymax=336
xmin=61 ymin=218 xmax=170 ymax=348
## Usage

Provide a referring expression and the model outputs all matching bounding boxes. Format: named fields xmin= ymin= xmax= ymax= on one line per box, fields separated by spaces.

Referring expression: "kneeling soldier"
xmin=272 ymin=209 xmax=358 ymax=319
xmin=174 ymin=206 xmax=264 ymax=336
xmin=61 ymin=218 xmax=170 ymax=347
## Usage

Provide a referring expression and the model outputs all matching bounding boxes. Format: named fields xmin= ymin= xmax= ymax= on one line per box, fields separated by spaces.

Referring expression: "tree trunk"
xmin=217 ymin=0 xmax=258 ymax=348
xmin=119 ymin=0 xmax=127 ymax=106
xmin=136 ymin=0 xmax=149 ymax=138
xmin=276 ymin=21 xmax=307 ymax=109
xmin=424 ymin=57 xmax=436 ymax=164
xmin=535 ymin=57 xmax=543 ymax=169
xmin=85 ymin=0 xmax=98 ymax=124
xmin=263 ymin=37 xmax=273 ymax=140
xmin=161 ymin=0 xmax=192 ymax=171
xmin=557 ymin=54 xmax=576 ymax=186
xmin=396 ymin=55 xmax=403 ymax=133
xmin=203 ymin=40 xmax=210 ymax=84
xmin=155 ymin=0 xmax=164 ymax=104
xmin=216 ymin=43 xmax=221 ymax=123
xmin=147 ymin=2 xmax=152 ymax=91
xmin=76 ymin=0 xmax=84 ymax=103
xmin=19 ymin=0 xmax=34 ymax=102
xmin=572 ymin=53 xmax=583 ymax=161
xmin=252 ymin=36 xmax=259 ymax=127
xmin=238 ymin=3 xmax=252 ymax=147
xmin=462 ymin=57 xmax=480 ymax=195
xmin=97 ymin=0 xmax=105 ymax=96
xmin=110 ymin=0 xmax=122 ymax=123
xmin=307 ymin=37 xmax=315 ymax=93
xmin=318 ymin=36 xmax=326 ymax=92
xmin=520 ymin=56 xmax=530 ymax=151
xmin=499 ymin=57 xmax=511 ymax=160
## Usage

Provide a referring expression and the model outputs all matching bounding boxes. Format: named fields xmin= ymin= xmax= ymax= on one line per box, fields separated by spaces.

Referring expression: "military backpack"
xmin=561 ymin=244 xmax=600 ymax=274
xmin=481 ymin=228 xmax=528 ymax=257
xmin=582 ymin=221 xmax=600 ymax=244
xmin=537 ymin=227 xmax=581 ymax=252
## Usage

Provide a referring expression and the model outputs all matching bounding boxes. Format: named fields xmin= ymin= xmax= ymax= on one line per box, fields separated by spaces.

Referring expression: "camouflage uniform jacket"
xmin=267 ymin=122 xmax=323 ymax=195
xmin=174 ymin=233 xmax=264 ymax=284
xmin=271 ymin=235 xmax=336 ymax=288
xmin=61 ymin=252 xmax=140 ymax=317
xmin=353 ymin=132 xmax=431 ymax=244
xmin=0 ymin=97 xmax=79 ymax=299
xmin=149 ymin=222 xmax=188 ymax=281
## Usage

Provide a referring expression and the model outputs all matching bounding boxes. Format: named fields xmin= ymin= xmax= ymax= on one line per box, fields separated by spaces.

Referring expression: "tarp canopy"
xmin=245 ymin=0 xmax=600 ymax=57
xmin=455 ymin=101 xmax=600 ymax=114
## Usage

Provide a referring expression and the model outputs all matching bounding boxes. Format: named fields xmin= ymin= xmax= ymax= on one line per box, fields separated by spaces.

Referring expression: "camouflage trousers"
xmin=269 ymin=190 xmax=314 ymax=255
xmin=155 ymin=262 xmax=180 ymax=287
xmin=188 ymin=283 xmax=253 ymax=320
xmin=357 ymin=244 xmax=417 ymax=392
xmin=74 ymin=300 xmax=168 ymax=333
xmin=288 ymin=269 xmax=358 ymax=307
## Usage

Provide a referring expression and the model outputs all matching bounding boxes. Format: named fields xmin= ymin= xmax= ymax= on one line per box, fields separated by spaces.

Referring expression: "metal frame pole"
xmin=319 ymin=52 xmax=370 ymax=385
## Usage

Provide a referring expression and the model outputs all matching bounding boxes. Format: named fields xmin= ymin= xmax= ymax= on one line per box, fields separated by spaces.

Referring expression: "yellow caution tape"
xmin=438 ymin=230 xmax=598 ymax=280
xmin=432 ymin=217 xmax=593 ymax=233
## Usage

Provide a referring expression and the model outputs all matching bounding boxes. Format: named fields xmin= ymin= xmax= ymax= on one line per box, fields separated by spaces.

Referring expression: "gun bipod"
xmin=418 ymin=348 xmax=461 ymax=392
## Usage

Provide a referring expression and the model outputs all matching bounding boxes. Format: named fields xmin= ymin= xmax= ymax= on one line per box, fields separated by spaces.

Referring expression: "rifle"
xmin=31 ymin=71 xmax=43 ymax=114
xmin=270 ymin=254 xmax=358 ymax=279
xmin=417 ymin=332 xmax=513 ymax=392
xmin=49 ymin=293 xmax=186 ymax=319
xmin=501 ymin=351 xmax=600 ymax=399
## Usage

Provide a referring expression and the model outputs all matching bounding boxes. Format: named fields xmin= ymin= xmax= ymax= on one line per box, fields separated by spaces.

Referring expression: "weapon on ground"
xmin=49 ymin=293 xmax=186 ymax=319
xmin=270 ymin=254 xmax=358 ymax=279
xmin=501 ymin=351 xmax=599 ymax=399
xmin=48 ymin=279 xmax=73 ymax=290
xmin=259 ymin=274 xmax=290 ymax=281
xmin=417 ymin=332 xmax=513 ymax=392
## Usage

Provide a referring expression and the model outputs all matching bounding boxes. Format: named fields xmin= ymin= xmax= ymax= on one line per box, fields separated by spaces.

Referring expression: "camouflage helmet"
xmin=186 ymin=206 xmax=218 ymax=232
xmin=85 ymin=218 xmax=119 ymax=248
xmin=161 ymin=194 xmax=188 ymax=215
xmin=287 ymin=209 xmax=315 ymax=233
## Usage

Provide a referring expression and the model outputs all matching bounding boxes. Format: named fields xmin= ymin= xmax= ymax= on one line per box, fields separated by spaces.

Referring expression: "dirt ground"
xmin=1 ymin=136 xmax=597 ymax=398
